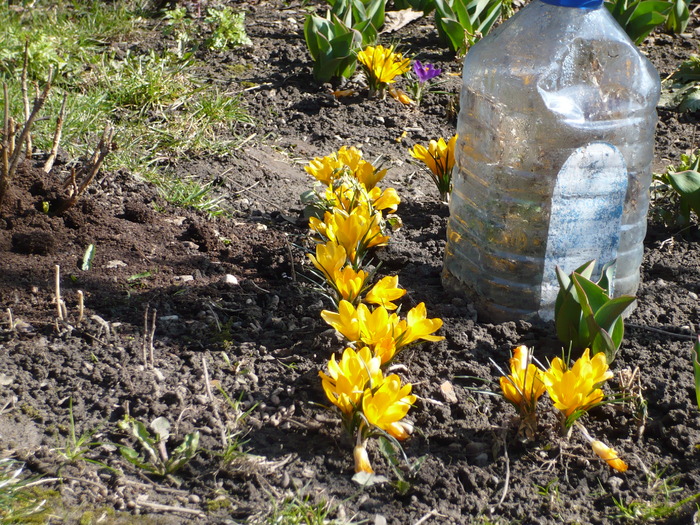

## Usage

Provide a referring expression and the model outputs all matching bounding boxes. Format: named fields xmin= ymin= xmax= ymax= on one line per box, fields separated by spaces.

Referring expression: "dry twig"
xmin=55 ymin=124 xmax=115 ymax=214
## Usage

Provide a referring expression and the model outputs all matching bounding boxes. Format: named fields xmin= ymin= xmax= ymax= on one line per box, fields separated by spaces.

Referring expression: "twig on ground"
xmin=285 ymin=236 xmax=297 ymax=282
xmin=498 ymin=434 xmax=511 ymax=506
xmin=133 ymin=499 xmax=205 ymax=518
xmin=627 ymin=323 xmax=695 ymax=340
xmin=249 ymin=280 xmax=270 ymax=294
xmin=6 ymin=308 xmax=13 ymax=331
xmin=413 ymin=509 xmax=446 ymax=525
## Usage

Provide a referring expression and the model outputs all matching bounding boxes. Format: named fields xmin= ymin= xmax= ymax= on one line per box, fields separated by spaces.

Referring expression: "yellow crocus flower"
xmin=499 ymin=345 xmax=546 ymax=437
xmin=362 ymin=374 xmax=416 ymax=440
xmin=319 ymin=347 xmax=382 ymax=417
xmin=500 ymin=345 xmax=546 ymax=409
xmin=409 ymin=134 xmax=458 ymax=202
xmin=310 ymin=206 xmax=390 ymax=265
xmin=321 ymin=300 xmax=362 ymax=342
xmin=305 ymin=146 xmax=386 ymax=190
xmin=396 ymin=302 xmax=444 ymax=346
xmin=543 ymin=349 xmax=613 ymax=420
xmin=308 ymin=242 xmax=347 ymax=282
xmin=357 ymin=45 xmax=411 ymax=97
xmin=305 ymin=155 xmax=345 ymax=186
xmin=590 ymin=440 xmax=628 ymax=472
xmin=364 ymin=275 xmax=405 ymax=310
xmin=368 ymin=186 xmax=400 ymax=214
xmin=373 ymin=335 xmax=398 ymax=365
xmin=331 ymin=265 xmax=369 ymax=304
xmin=357 ymin=304 xmax=401 ymax=347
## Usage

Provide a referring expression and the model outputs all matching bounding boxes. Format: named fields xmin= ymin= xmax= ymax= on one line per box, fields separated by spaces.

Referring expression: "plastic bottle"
xmin=442 ymin=0 xmax=661 ymax=322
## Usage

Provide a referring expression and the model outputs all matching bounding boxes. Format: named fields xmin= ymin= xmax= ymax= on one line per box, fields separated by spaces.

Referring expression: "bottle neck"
xmin=539 ymin=0 xmax=603 ymax=8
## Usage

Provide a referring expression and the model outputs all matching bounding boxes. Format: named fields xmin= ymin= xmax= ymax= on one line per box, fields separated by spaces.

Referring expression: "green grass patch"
xmin=0 ymin=0 xmax=253 ymax=212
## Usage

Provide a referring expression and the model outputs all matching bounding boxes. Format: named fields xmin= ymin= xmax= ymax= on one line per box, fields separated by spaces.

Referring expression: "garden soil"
xmin=1 ymin=1 xmax=700 ymax=523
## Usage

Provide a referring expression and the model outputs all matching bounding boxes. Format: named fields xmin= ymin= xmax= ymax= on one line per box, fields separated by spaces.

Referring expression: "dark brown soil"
xmin=1 ymin=2 xmax=699 ymax=523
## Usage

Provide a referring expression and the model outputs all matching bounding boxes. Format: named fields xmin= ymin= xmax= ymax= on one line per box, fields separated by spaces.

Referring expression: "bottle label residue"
xmin=539 ymin=142 xmax=627 ymax=319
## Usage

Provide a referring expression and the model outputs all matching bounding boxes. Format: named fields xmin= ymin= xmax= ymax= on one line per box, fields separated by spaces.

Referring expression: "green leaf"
xmin=574 ymin=260 xmax=596 ymax=281
xmin=597 ymin=260 xmax=617 ymax=295
xmin=166 ymin=432 xmax=200 ymax=474
xmin=81 ymin=244 xmax=96 ymax=271
xmin=572 ymin=274 xmax=596 ymax=347
xmin=667 ymin=170 xmax=700 ymax=217
xmin=593 ymin=295 xmax=636 ymax=334
xmin=574 ymin=275 xmax=609 ymax=314
xmin=555 ymin=266 xmax=584 ymax=346
xmin=591 ymin=327 xmax=617 ymax=364
xmin=626 ymin=1 xmax=671 ymax=44
xmin=378 ymin=436 xmax=401 ymax=467
xmin=605 ymin=0 xmax=671 ymax=44
xmin=665 ymin=0 xmax=690 ymax=33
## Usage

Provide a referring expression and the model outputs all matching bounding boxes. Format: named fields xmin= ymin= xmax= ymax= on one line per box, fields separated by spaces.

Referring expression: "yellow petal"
xmin=353 ymin=444 xmax=374 ymax=473
xmin=591 ymin=440 xmax=628 ymax=472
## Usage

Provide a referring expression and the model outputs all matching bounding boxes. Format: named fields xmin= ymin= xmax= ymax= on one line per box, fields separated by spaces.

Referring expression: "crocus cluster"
xmin=498 ymin=346 xmax=627 ymax=472
xmin=409 ymin=134 xmax=458 ymax=203
xmin=357 ymin=44 xmax=411 ymax=99
xmin=305 ymin=146 xmax=444 ymax=476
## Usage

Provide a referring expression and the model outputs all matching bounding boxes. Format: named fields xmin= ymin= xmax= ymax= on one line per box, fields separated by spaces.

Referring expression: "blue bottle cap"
xmin=540 ymin=0 xmax=603 ymax=8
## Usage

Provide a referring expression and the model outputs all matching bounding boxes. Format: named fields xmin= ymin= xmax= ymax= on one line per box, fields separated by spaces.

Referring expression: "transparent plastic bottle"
xmin=442 ymin=0 xmax=661 ymax=322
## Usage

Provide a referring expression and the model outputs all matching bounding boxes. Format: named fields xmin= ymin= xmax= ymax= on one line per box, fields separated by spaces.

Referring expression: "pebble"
xmin=440 ymin=381 xmax=458 ymax=404
xmin=223 ymin=274 xmax=239 ymax=285
xmin=374 ymin=515 xmax=387 ymax=525
xmin=188 ymin=494 xmax=201 ymax=504
xmin=689 ymin=291 xmax=698 ymax=300
xmin=175 ymin=275 xmax=194 ymax=282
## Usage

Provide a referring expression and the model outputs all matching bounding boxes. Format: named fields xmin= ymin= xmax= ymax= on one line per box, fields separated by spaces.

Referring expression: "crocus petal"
xmin=591 ymin=440 xmax=628 ymax=472
xmin=354 ymin=444 xmax=374 ymax=473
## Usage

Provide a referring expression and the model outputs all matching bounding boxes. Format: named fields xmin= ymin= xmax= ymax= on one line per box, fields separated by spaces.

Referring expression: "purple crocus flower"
xmin=413 ymin=61 xmax=442 ymax=83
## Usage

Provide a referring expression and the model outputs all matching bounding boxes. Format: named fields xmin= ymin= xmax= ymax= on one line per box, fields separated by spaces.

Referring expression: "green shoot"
xmin=554 ymin=260 xmax=635 ymax=363
xmin=53 ymin=398 xmax=110 ymax=471
xmin=117 ymin=415 xmax=200 ymax=484
xmin=377 ymin=435 xmax=426 ymax=495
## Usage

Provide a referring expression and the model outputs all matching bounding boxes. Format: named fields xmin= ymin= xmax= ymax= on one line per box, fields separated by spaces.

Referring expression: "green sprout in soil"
xmin=652 ymin=149 xmax=700 ymax=229
xmin=52 ymin=398 xmax=109 ymax=471
xmin=610 ymin=465 xmax=700 ymax=521
xmin=117 ymin=415 xmax=200 ymax=484
xmin=262 ymin=490 xmax=360 ymax=525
